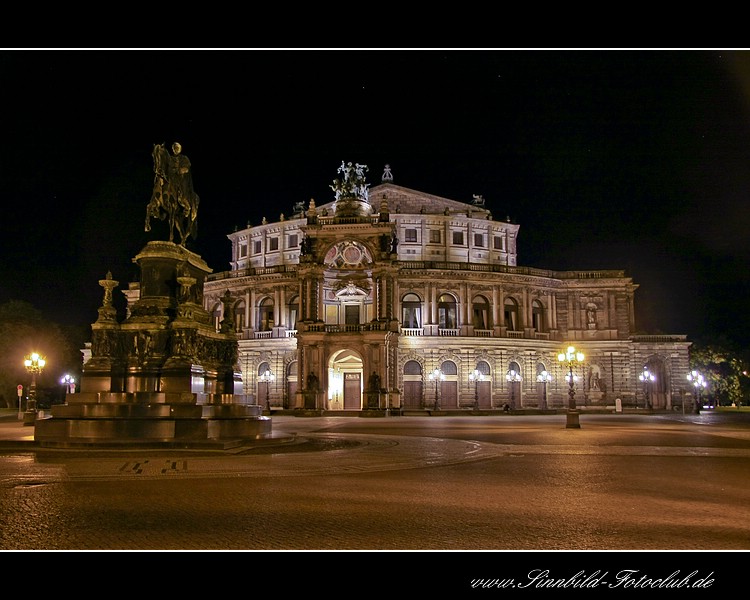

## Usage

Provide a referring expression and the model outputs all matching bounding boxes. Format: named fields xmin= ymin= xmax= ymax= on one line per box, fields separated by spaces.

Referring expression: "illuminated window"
xmin=212 ymin=303 xmax=222 ymax=332
xmin=472 ymin=295 xmax=490 ymax=329
xmin=402 ymin=293 xmax=422 ymax=328
xmin=258 ymin=298 xmax=274 ymax=331
xmin=438 ymin=293 xmax=457 ymax=329
xmin=234 ymin=301 xmax=245 ymax=331
xmin=287 ymin=296 xmax=299 ymax=330
xmin=504 ymin=297 xmax=519 ymax=331
xmin=532 ymin=299 xmax=546 ymax=332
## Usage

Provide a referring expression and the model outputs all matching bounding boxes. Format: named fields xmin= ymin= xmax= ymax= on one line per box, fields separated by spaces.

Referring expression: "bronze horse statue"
xmin=145 ymin=142 xmax=199 ymax=245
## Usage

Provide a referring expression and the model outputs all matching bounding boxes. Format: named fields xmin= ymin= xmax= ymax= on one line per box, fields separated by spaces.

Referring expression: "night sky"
xmin=1 ymin=49 xmax=749 ymax=347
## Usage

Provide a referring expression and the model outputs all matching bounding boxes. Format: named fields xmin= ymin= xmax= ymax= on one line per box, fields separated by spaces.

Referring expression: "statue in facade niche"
xmin=146 ymin=142 xmax=200 ymax=245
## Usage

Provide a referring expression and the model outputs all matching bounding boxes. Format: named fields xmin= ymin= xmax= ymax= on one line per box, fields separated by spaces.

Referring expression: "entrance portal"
xmin=328 ymin=348 xmax=364 ymax=411
xmin=344 ymin=372 xmax=361 ymax=409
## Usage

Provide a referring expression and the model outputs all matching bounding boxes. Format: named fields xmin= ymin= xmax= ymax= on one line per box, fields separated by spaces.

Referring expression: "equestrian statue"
xmin=145 ymin=142 xmax=199 ymax=245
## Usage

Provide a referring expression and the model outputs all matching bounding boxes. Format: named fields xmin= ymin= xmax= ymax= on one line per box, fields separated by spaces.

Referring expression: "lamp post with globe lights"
xmin=558 ymin=345 xmax=584 ymax=429
xmin=23 ymin=352 xmax=46 ymax=426
xmin=259 ymin=369 xmax=275 ymax=412
xmin=469 ymin=368 xmax=484 ymax=410
xmin=429 ymin=368 xmax=445 ymax=411
xmin=16 ymin=385 xmax=23 ymax=420
xmin=687 ymin=370 xmax=706 ymax=414
xmin=639 ymin=367 xmax=655 ymax=410
xmin=506 ymin=369 xmax=522 ymax=409
xmin=537 ymin=370 xmax=552 ymax=410
xmin=61 ymin=373 xmax=76 ymax=396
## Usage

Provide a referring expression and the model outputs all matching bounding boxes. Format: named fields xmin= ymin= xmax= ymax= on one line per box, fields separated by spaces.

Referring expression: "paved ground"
xmin=0 ymin=409 xmax=747 ymax=592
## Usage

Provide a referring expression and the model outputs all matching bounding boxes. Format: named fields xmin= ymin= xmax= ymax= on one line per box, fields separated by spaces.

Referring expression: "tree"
xmin=689 ymin=339 xmax=747 ymax=407
xmin=0 ymin=300 xmax=86 ymax=408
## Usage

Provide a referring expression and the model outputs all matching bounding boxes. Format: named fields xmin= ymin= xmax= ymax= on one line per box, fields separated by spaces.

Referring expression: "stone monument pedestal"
xmin=35 ymin=392 xmax=271 ymax=448
xmin=35 ymin=241 xmax=274 ymax=449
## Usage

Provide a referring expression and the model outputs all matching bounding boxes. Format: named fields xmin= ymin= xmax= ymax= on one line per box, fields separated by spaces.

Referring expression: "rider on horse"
xmin=145 ymin=142 xmax=199 ymax=245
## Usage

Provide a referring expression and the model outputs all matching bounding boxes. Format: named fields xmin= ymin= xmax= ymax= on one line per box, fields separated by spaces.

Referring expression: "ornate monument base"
xmin=35 ymin=393 xmax=271 ymax=449
xmin=35 ymin=240 xmax=273 ymax=449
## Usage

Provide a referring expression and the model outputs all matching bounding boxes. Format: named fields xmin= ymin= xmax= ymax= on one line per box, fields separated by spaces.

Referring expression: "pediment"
xmin=313 ymin=183 xmax=491 ymax=218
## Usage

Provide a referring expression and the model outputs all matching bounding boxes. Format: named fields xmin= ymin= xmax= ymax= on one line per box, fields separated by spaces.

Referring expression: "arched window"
xmin=234 ymin=301 xmax=246 ymax=332
xmin=438 ymin=293 xmax=457 ymax=329
xmin=404 ymin=360 xmax=422 ymax=375
xmin=402 ymin=293 xmax=422 ymax=329
xmin=476 ymin=360 xmax=491 ymax=377
xmin=211 ymin=303 xmax=222 ymax=333
xmin=504 ymin=297 xmax=519 ymax=331
xmin=258 ymin=297 xmax=274 ymax=331
xmin=287 ymin=296 xmax=299 ymax=331
xmin=532 ymin=299 xmax=546 ymax=333
xmin=472 ymin=294 xmax=491 ymax=330
xmin=441 ymin=360 xmax=457 ymax=376
xmin=258 ymin=362 xmax=271 ymax=377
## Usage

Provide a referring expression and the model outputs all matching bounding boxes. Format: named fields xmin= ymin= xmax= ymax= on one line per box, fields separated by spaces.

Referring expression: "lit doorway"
xmin=328 ymin=349 xmax=364 ymax=410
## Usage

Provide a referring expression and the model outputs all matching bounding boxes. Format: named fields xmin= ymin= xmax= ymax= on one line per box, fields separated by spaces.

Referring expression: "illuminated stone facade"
xmin=201 ymin=164 xmax=692 ymax=413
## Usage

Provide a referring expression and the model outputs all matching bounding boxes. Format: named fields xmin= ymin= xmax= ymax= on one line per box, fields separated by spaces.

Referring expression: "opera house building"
xmin=190 ymin=163 xmax=692 ymax=414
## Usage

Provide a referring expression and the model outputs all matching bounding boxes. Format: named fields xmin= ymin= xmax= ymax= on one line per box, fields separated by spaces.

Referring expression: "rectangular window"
xmin=405 ymin=229 xmax=417 ymax=243
xmin=474 ymin=233 xmax=485 ymax=247
xmin=452 ymin=231 xmax=464 ymax=245
xmin=493 ymin=236 xmax=503 ymax=250
xmin=269 ymin=238 xmax=279 ymax=251
xmin=288 ymin=234 xmax=298 ymax=248
xmin=238 ymin=243 xmax=248 ymax=258
xmin=253 ymin=241 xmax=262 ymax=254
xmin=429 ymin=229 xmax=441 ymax=243
xmin=345 ymin=305 xmax=359 ymax=325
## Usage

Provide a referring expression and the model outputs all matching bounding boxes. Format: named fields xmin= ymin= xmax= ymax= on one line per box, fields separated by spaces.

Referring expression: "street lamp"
xmin=469 ymin=368 xmax=484 ymax=410
xmin=428 ymin=368 xmax=445 ymax=411
xmin=537 ymin=370 xmax=552 ymax=410
xmin=558 ymin=345 xmax=584 ymax=429
xmin=61 ymin=373 xmax=76 ymax=396
xmin=686 ymin=370 xmax=706 ymax=414
xmin=639 ymin=367 xmax=655 ymax=409
xmin=23 ymin=352 xmax=46 ymax=426
xmin=259 ymin=369 xmax=275 ymax=412
xmin=506 ymin=369 xmax=522 ymax=409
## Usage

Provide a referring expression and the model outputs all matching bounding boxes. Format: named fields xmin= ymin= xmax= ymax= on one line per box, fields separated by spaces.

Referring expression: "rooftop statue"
xmin=330 ymin=161 xmax=369 ymax=202
xmin=145 ymin=142 xmax=200 ymax=245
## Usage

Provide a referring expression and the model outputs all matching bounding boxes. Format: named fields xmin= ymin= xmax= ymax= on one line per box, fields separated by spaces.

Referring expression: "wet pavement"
xmin=0 ymin=409 xmax=749 ymax=560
